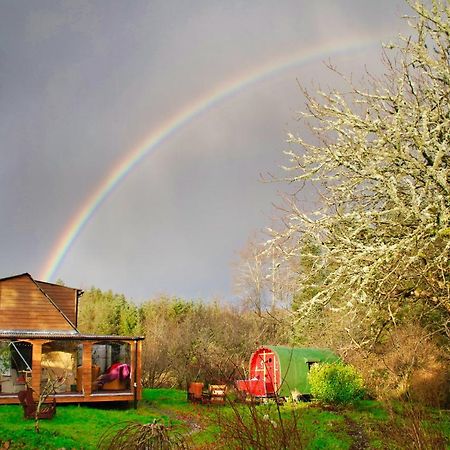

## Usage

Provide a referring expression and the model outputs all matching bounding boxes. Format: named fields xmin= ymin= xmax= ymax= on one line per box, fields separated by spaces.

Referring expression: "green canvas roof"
xmin=266 ymin=346 xmax=339 ymax=396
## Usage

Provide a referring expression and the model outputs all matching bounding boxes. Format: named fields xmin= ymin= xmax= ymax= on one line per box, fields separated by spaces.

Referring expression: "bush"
xmin=308 ymin=362 xmax=364 ymax=405
xmin=346 ymin=324 xmax=450 ymax=407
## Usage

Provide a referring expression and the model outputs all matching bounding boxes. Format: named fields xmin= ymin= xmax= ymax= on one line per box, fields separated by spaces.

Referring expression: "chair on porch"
xmin=17 ymin=387 xmax=56 ymax=419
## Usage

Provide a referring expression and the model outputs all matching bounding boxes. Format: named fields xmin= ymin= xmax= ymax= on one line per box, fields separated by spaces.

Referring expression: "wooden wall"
xmin=0 ymin=275 xmax=74 ymax=331
xmin=36 ymin=281 xmax=78 ymax=326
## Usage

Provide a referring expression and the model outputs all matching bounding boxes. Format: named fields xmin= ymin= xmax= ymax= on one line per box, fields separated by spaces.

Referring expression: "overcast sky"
xmin=0 ymin=0 xmax=411 ymax=303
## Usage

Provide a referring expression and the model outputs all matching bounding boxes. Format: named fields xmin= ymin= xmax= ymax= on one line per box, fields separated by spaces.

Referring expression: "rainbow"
xmin=40 ymin=34 xmax=388 ymax=282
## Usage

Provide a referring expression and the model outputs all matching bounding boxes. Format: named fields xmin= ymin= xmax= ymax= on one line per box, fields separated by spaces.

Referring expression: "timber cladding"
xmin=36 ymin=281 xmax=78 ymax=326
xmin=0 ymin=274 xmax=75 ymax=331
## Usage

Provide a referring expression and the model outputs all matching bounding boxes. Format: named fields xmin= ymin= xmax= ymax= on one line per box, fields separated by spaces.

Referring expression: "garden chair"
xmin=209 ymin=384 xmax=227 ymax=403
xmin=17 ymin=387 xmax=56 ymax=419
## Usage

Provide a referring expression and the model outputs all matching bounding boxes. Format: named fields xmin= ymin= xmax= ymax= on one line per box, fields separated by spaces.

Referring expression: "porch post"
xmin=132 ymin=340 xmax=137 ymax=408
xmin=130 ymin=339 xmax=142 ymax=408
xmin=31 ymin=341 xmax=43 ymax=398
xmin=82 ymin=341 xmax=93 ymax=396
xmin=137 ymin=340 xmax=142 ymax=400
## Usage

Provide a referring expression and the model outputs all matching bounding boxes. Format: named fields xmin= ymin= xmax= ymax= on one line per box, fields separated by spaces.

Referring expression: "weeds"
xmin=215 ymin=397 xmax=309 ymax=449
xmin=379 ymin=400 xmax=448 ymax=450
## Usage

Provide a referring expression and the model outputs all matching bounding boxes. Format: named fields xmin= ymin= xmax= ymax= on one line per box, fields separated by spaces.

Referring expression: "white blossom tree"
xmin=270 ymin=0 xmax=449 ymax=345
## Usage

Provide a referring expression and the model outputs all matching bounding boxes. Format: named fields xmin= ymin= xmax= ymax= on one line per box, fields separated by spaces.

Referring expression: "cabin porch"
xmin=0 ymin=332 xmax=143 ymax=405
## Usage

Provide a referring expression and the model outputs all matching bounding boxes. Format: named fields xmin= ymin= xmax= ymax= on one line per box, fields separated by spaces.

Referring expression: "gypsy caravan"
xmin=236 ymin=346 xmax=339 ymax=400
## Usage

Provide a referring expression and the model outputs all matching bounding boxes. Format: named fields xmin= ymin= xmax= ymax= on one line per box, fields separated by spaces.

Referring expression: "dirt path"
xmin=153 ymin=407 xmax=204 ymax=435
xmin=344 ymin=415 xmax=370 ymax=450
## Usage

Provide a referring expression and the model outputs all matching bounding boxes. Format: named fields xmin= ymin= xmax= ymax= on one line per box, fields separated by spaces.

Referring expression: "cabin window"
xmin=41 ymin=341 xmax=82 ymax=393
xmin=0 ymin=341 xmax=11 ymax=376
xmin=92 ymin=341 xmax=131 ymax=392
xmin=0 ymin=341 xmax=32 ymax=394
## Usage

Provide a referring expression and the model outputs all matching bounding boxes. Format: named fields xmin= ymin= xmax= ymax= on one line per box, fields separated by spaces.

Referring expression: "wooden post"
xmin=31 ymin=341 xmax=43 ymax=398
xmin=137 ymin=340 xmax=142 ymax=401
xmin=131 ymin=339 xmax=143 ymax=408
xmin=82 ymin=341 xmax=92 ymax=396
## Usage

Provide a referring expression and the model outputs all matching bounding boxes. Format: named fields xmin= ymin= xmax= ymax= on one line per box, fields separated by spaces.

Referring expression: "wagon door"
xmin=248 ymin=347 xmax=281 ymax=397
xmin=262 ymin=350 xmax=280 ymax=395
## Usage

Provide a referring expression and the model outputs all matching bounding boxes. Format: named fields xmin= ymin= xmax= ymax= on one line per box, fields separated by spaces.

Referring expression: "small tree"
xmin=33 ymin=375 xmax=66 ymax=433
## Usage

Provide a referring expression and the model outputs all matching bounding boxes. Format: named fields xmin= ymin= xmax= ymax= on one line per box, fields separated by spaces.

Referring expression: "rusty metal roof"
xmin=0 ymin=330 xmax=144 ymax=341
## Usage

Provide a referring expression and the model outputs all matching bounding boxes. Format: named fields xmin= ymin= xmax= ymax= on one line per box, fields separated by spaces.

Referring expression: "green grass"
xmin=142 ymin=387 xmax=187 ymax=406
xmin=0 ymin=390 xmax=449 ymax=449
xmin=141 ymin=387 xmax=219 ymax=445
xmin=0 ymin=401 xmax=156 ymax=449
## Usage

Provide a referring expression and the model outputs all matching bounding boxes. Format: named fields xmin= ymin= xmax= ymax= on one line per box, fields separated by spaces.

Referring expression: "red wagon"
xmin=236 ymin=346 xmax=339 ymax=399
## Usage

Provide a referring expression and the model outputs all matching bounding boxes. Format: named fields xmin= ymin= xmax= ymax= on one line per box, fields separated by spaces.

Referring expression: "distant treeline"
xmin=77 ymin=285 xmax=449 ymax=407
xmin=77 ymin=287 xmax=287 ymax=388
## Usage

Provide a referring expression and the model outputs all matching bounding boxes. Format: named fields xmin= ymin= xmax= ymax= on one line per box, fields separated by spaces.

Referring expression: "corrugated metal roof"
xmin=0 ymin=330 xmax=144 ymax=341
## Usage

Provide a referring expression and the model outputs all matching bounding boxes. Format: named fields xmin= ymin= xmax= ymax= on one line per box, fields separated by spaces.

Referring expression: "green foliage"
xmin=308 ymin=362 xmax=365 ymax=405
xmin=77 ymin=287 xmax=141 ymax=335
xmin=0 ymin=342 xmax=11 ymax=373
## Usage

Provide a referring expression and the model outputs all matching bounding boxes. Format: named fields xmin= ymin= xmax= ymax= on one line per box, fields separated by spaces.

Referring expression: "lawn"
xmin=0 ymin=389 xmax=448 ymax=449
xmin=0 ymin=400 xmax=155 ymax=449
xmin=0 ymin=389 xmax=214 ymax=449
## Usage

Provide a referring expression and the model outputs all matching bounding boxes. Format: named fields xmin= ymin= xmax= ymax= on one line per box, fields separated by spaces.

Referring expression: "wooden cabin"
xmin=236 ymin=345 xmax=339 ymax=399
xmin=0 ymin=273 xmax=144 ymax=405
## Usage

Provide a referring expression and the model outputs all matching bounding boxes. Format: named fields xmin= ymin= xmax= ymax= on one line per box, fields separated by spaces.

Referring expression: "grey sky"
xmin=1 ymin=0 xmax=410 ymax=302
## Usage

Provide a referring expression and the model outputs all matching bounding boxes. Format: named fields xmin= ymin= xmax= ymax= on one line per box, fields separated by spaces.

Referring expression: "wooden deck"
xmin=0 ymin=389 xmax=136 ymax=404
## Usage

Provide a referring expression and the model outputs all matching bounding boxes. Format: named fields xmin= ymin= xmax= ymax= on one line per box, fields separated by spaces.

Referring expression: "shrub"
xmin=308 ymin=362 xmax=364 ymax=405
xmin=97 ymin=419 xmax=189 ymax=449
xmin=346 ymin=324 xmax=450 ymax=407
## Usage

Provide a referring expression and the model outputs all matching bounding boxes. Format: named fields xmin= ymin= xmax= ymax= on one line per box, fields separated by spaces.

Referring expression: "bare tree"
xmin=233 ymin=238 xmax=269 ymax=316
xmin=33 ymin=375 xmax=65 ymax=433
xmin=233 ymin=236 xmax=295 ymax=315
